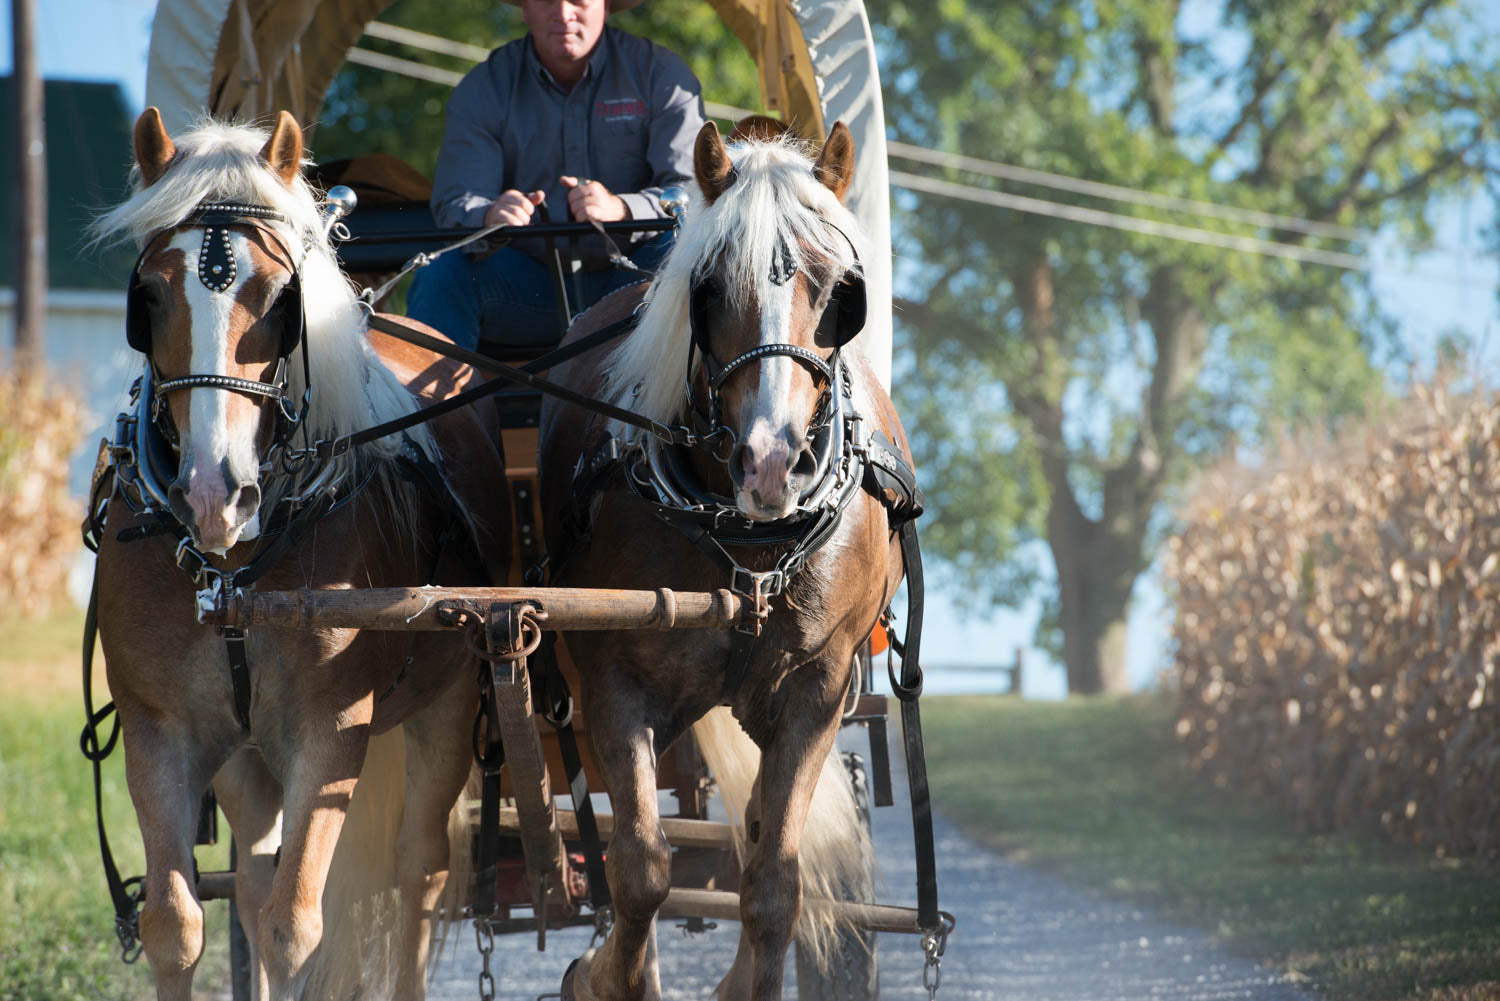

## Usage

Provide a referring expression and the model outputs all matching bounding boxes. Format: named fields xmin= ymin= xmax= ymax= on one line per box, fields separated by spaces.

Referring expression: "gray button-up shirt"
xmin=430 ymin=26 xmax=704 ymax=256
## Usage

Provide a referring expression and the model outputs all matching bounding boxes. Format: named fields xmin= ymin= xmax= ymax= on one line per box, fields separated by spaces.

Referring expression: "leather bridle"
xmin=125 ymin=200 xmax=311 ymax=461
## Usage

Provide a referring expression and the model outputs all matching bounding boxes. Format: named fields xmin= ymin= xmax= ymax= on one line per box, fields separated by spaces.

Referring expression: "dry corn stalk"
xmin=0 ymin=369 xmax=87 ymax=619
xmin=1167 ymin=386 xmax=1500 ymax=859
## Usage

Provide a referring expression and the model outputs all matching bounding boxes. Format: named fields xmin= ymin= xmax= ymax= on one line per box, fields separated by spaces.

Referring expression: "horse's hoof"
xmin=560 ymin=948 xmax=598 ymax=1001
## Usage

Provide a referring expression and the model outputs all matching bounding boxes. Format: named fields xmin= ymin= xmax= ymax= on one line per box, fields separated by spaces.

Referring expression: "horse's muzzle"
xmin=729 ymin=426 xmax=816 ymax=522
xmin=169 ymin=456 xmax=261 ymax=552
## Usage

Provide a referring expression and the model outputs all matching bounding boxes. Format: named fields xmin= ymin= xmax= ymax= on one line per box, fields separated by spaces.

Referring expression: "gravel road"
xmin=426 ymin=722 xmax=1314 ymax=1001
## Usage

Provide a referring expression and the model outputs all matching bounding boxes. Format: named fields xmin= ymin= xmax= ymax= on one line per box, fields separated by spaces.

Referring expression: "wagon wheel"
xmin=795 ymin=751 xmax=879 ymax=1001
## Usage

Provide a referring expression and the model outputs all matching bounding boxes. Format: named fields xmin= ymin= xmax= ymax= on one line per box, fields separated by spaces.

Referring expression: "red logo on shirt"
xmin=596 ymin=98 xmax=646 ymax=122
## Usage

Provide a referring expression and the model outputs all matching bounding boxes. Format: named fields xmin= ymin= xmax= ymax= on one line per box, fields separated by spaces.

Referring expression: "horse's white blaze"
xmin=173 ymin=229 xmax=263 ymax=547
xmin=738 ymin=279 xmax=798 ymax=514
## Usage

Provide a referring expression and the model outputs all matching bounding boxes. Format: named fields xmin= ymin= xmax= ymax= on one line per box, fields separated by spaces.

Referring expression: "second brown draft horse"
xmin=539 ymin=119 xmax=919 ymax=1000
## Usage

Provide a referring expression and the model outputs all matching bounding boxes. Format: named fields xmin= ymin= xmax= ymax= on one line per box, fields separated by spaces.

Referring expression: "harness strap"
xmin=891 ymin=521 xmax=940 ymax=932
xmin=864 ymin=431 xmax=926 ymax=522
xmin=222 ymin=628 xmax=253 ymax=730
xmin=534 ymin=639 xmax=612 ymax=914
xmin=321 ymin=310 xmax=640 ymax=459
xmin=78 ymin=570 xmax=145 ymax=962
xmin=472 ymin=661 xmax=506 ymax=918
xmin=338 ymin=313 xmax=695 ymax=460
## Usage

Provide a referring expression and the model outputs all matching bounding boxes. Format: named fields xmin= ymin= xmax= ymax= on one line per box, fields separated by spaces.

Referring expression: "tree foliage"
xmin=872 ymin=0 xmax=1500 ymax=690
xmin=312 ymin=0 xmax=762 ymax=178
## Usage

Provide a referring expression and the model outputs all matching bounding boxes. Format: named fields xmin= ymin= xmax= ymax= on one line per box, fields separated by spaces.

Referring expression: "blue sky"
xmin=9 ymin=0 xmax=1499 ymax=698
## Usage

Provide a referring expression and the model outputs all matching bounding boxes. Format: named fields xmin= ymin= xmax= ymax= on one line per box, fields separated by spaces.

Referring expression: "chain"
xmin=919 ymin=911 xmax=955 ymax=1001
xmin=475 ymin=918 xmax=497 ymax=1001
xmin=921 ymin=933 xmax=941 ymax=1000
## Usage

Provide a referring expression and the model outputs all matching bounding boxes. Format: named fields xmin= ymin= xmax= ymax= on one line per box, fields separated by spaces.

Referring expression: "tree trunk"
xmin=1048 ymin=510 xmax=1135 ymax=695
xmin=11 ymin=0 xmax=46 ymax=368
xmin=1008 ymin=254 xmax=1193 ymax=696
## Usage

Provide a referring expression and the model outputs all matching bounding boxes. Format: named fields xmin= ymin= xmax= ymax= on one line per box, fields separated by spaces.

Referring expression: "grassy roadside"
xmin=921 ymin=694 xmax=1500 ymax=1001
xmin=0 ymin=610 xmax=230 ymax=1001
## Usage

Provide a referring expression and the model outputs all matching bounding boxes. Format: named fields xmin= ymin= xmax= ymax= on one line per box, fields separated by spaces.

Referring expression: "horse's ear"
xmin=814 ymin=121 xmax=855 ymax=202
xmin=260 ymin=110 xmax=305 ymax=187
xmin=134 ymin=107 xmax=176 ymax=187
xmin=730 ymin=114 xmax=791 ymax=143
xmin=694 ymin=121 xmax=735 ymax=206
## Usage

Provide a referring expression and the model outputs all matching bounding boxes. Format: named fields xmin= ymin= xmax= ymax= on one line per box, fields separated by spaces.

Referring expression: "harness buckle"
xmin=110 ymin=412 xmax=137 ymax=468
xmin=174 ymin=537 xmax=220 ymax=592
xmin=729 ymin=567 xmax=782 ymax=636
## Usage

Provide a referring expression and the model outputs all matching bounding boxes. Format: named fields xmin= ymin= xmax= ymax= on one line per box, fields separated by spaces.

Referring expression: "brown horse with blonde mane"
xmin=90 ymin=109 xmax=507 ymax=1000
xmin=539 ymin=119 xmax=919 ymax=1000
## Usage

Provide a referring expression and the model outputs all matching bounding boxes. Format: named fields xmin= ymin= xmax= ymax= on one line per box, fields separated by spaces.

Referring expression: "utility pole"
xmin=11 ymin=0 xmax=47 ymax=368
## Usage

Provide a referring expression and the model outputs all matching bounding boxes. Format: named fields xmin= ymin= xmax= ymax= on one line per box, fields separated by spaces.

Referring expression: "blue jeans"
xmin=406 ymin=231 xmax=673 ymax=351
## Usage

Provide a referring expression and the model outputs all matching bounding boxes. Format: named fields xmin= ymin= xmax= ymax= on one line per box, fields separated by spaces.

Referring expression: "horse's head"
xmin=125 ymin=108 xmax=308 ymax=552
xmin=687 ymin=120 xmax=866 ymax=522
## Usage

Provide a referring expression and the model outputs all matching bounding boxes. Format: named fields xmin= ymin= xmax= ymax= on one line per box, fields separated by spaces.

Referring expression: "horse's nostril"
xmin=168 ymin=484 xmax=195 ymax=528
xmin=229 ymin=483 xmax=261 ymax=525
xmin=791 ymin=444 xmax=817 ymax=478
xmin=727 ymin=443 xmax=748 ymax=487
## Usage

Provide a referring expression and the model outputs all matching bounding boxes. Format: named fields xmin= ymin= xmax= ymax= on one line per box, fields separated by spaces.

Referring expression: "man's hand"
xmin=484 ymin=189 xmax=545 ymax=228
xmin=561 ymin=176 xmax=628 ymax=223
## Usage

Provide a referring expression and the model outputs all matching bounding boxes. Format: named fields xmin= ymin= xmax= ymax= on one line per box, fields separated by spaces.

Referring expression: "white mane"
xmin=600 ymin=135 xmax=867 ymax=438
xmin=90 ymin=117 xmax=436 ymax=486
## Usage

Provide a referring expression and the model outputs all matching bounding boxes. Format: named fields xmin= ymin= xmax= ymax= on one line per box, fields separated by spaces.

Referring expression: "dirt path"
xmin=426 ymin=725 xmax=1315 ymax=1001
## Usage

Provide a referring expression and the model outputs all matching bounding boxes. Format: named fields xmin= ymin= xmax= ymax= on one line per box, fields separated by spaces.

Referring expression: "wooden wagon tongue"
xmin=195 ymin=583 xmax=934 ymax=940
xmin=196 ymin=584 xmax=754 ymax=632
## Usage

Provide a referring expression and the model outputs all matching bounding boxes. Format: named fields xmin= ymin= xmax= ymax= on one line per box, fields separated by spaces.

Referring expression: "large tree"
xmin=874 ymin=0 xmax=1500 ymax=692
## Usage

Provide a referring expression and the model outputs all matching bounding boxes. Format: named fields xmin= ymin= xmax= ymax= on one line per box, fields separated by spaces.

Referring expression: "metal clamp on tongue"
xmin=730 ymin=567 xmax=783 ymax=635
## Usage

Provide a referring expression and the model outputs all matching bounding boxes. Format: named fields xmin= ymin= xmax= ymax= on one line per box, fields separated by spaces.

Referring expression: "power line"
xmin=891 ymin=170 xmax=1372 ymax=271
xmin=887 ymin=141 xmax=1367 ymax=243
xmin=894 ymin=170 xmax=1487 ymax=287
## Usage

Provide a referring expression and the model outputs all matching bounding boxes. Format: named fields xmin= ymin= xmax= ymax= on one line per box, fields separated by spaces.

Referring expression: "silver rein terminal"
xmin=320 ymin=184 xmax=358 ymax=240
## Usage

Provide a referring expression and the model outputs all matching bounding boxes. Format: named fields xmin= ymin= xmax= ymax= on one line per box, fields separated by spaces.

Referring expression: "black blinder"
xmin=816 ymin=277 xmax=867 ymax=349
xmin=689 ymin=276 xmax=717 ymax=356
xmin=125 ymin=275 xmax=153 ymax=354
xmin=273 ymin=270 xmax=304 ymax=359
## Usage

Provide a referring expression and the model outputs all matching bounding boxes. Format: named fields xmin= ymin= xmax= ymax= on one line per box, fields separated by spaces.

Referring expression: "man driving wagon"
xmin=407 ymin=0 xmax=706 ymax=350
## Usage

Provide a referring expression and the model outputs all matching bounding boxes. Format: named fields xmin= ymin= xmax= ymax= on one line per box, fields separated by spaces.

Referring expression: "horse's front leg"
xmin=257 ymin=692 xmax=372 ymax=1001
xmin=392 ymin=656 xmax=477 ymax=1001
xmin=572 ymin=671 xmax=678 ymax=1001
xmin=213 ymin=747 xmax=282 ymax=1001
xmin=736 ymin=660 xmax=849 ymax=1001
xmin=120 ymin=712 xmax=226 ymax=1001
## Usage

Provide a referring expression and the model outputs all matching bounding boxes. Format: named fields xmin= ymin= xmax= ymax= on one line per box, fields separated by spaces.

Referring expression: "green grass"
xmin=922 ymin=694 xmax=1500 ymax=1001
xmin=0 ymin=611 xmax=230 ymax=1001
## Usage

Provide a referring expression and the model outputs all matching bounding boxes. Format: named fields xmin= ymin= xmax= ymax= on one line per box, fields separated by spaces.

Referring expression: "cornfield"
xmin=0 ymin=371 xmax=87 ymax=618
xmin=1167 ymin=387 xmax=1500 ymax=859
